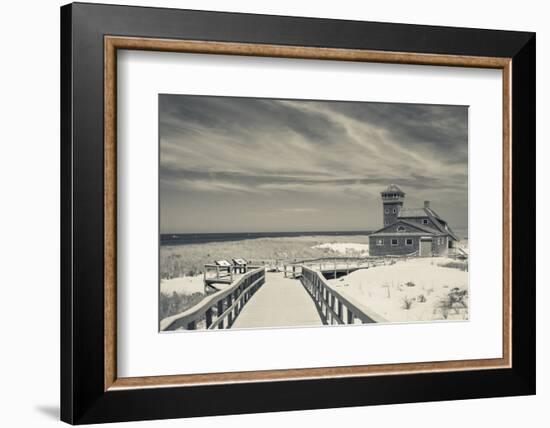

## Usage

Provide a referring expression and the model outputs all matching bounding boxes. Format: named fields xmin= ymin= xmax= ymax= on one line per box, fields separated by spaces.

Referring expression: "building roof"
xmin=370 ymin=219 xmax=442 ymax=237
xmin=398 ymin=208 xmax=428 ymax=218
xmin=381 ymin=184 xmax=405 ymax=195
xmin=396 ymin=207 xmax=458 ymax=240
xmin=370 ymin=232 xmax=438 ymax=237
xmin=425 ymin=209 xmax=459 ymax=240
xmin=425 ymin=207 xmax=444 ymax=221
xmin=376 ymin=185 xmax=460 ymax=241
xmin=436 ymin=219 xmax=459 ymax=241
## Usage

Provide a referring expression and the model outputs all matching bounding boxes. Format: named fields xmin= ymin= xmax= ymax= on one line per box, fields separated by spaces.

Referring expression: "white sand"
xmin=161 ymin=274 xmax=237 ymax=296
xmin=160 ymin=275 xmax=205 ymax=295
xmin=312 ymin=242 xmax=370 ymax=256
xmin=328 ymin=257 xmax=468 ymax=322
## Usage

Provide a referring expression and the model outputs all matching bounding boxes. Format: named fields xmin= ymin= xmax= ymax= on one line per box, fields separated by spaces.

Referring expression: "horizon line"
xmin=160 ymin=228 xmax=469 ymax=236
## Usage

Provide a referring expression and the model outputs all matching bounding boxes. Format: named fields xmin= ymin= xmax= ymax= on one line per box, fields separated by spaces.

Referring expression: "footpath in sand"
xmin=231 ymin=272 xmax=323 ymax=329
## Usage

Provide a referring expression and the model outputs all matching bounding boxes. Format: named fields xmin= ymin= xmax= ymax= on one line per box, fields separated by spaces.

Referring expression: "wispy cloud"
xmin=160 ymin=95 xmax=468 ymax=233
xmin=278 ymin=208 xmax=320 ymax=214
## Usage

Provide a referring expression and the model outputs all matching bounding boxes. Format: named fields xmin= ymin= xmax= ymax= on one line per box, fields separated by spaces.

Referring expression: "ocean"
xmin=160 ymin=231 xmax=373 ymax=246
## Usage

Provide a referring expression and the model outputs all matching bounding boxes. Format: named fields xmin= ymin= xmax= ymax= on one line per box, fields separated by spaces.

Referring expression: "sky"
xmin=159 ymin=95 xmax=468 ymax=235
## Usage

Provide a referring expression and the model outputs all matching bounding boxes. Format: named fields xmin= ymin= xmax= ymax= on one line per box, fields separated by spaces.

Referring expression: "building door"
xmin=420 ymin=238 xmax=432 ymax=256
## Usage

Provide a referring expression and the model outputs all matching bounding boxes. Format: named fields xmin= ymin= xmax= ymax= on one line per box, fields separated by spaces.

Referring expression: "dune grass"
xmin=159 ymin=291 xmax=211 ymax=320
xmin=160 ymin=234 xmax=371 ymax=279
xmin=438 ymin=260 xmax=468 ymax=272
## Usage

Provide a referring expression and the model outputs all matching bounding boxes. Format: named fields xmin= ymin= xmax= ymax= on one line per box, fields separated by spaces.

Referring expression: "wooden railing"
xmin=248 ymin=252 xmax=419 ymax=275
xmin=161 ymin=267 xmax=266 ymax=331
xmin=203 ymin=263 xmax=234 ymax=282
xmin=283 ymin=256 xmax=408 ymax=279
xmin=300 ymin=266 xmax=386 ymax=325
xmin=203 ymin=263 xmax=251 ymax=282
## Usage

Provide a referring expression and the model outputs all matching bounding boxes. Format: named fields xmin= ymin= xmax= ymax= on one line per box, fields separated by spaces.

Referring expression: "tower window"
xmin=385 ymin=208 xmax=389 ymax=214
xmin=422 ymin=219 xmax=429 ymax=224
xmin=392 ymin=208 xmax=397 ymax=213
xmin=391 ymin=238 xmax=399 ymax=246
xmin=405 ymin=238 xmax=413 ymax=245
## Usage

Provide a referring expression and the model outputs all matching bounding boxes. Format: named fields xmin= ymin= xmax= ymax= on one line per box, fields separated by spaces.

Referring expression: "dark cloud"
xmin=159 ymin=94 xmax=468 ymax=233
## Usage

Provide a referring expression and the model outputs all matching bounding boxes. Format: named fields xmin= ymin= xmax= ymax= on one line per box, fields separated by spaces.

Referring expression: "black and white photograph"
xmin=159 ymin=95 xmax=469 ymax=331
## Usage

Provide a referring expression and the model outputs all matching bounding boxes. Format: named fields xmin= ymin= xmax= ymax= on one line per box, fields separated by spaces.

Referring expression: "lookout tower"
xmin=381 ymin=184 xmax=405 ymax=226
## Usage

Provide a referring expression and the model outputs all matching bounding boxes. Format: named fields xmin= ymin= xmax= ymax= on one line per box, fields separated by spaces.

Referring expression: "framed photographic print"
xmin=61 ymin=2 xmax=536 ymax=424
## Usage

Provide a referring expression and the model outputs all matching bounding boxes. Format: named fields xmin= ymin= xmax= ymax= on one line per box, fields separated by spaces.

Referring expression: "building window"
xmin=384 ymin=220 xmax=389 ymax=225
xmin=437 ymin=237 xmax=444 ymax=245
xmin=392 ymin=208 xmax=397 ymax=213
xmin=376 ymin=239 xmax=384 ymax=246
xmin=397 ymin=226 xmax=405 ymax=232
xmin=391 ymin=238 xmax=398 ymax=246
xmin=385 ymin=208 xmax=389 ymax=214
xmin=422 ymin=219 xmax=429 ymax=224
xmin=405 ymin=238 xmax=413 ymax=245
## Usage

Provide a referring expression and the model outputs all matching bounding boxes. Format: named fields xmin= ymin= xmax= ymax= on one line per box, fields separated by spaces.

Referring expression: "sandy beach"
xmin=327 ymin=257 xmax=468 ymax=322
xmin=160 ymin=236 xmax=468 ymax=324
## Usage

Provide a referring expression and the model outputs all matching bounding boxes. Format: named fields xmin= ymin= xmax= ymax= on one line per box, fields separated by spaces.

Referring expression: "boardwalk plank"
xmin=231 ymin=272 xmax=323 ymax=328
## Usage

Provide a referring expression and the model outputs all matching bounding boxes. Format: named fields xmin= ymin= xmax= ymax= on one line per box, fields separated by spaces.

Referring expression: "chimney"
xmin=424 ymin=201 xmax=430 ymax=208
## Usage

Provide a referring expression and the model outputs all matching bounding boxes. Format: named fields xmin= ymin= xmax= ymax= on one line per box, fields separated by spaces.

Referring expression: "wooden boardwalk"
xmin=231 ymin=272 xmax=323 ymax=329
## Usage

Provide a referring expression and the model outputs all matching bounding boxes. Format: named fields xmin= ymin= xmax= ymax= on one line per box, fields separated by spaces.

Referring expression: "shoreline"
xmin=160 ymin=230 xmax=374 ymax=246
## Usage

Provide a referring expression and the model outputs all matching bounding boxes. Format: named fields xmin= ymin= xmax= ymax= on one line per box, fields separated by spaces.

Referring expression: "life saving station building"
xmin=369 ymin=184 xmax=459 ymax=257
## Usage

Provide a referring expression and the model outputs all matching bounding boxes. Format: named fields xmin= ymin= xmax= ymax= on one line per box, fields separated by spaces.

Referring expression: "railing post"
xmin=321 ymin=283 xmax=328 ymax=320
xmin=311 ymin=275 xmax=317 ymax=302
xmin=205 ymin=308 xmax=213 ymax=328
xmin=217 ymin=300 xmax=224 ymax=329
xmin=347 ymin=309 xmax=354 ymax=324
xmin=315 ymin=278 xmax=320 ymax=302
xmin=227 ymin=294 xmax=233 ymax=326
xmin=233 ymin=290 xmax=239 ymax=316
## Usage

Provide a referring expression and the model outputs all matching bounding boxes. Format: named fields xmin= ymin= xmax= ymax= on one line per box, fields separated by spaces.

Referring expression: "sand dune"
xmin=312 ymin=242 xmax=370 ymax=256
xmin=328 ymin=257 xmax=468 ymax=322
